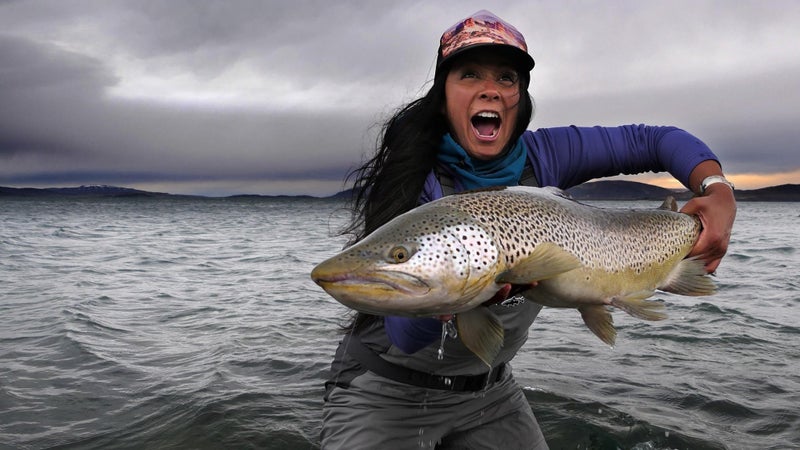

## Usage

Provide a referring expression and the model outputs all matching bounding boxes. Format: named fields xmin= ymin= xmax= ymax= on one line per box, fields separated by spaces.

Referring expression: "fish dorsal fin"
xmin=541 ymin=185 xmax=573 ymax=200
xmin=456 ymin=308 xmax=504 ymax=368
xmin=496 ymin=242 xmax=582 ymax=284
xmin=659 ymin=196 xmax=678 ymax=211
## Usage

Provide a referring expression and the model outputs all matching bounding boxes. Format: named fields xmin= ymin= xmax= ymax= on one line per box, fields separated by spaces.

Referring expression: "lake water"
xmin=1 ymin=196 xmax=798 ymax=449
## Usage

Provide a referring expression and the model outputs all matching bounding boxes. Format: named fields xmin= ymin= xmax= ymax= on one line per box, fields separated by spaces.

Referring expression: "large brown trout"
xmin=311 ymin=186 xmax=715 ymax=365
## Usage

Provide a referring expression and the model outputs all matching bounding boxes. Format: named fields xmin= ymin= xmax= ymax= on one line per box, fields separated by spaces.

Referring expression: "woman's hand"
xmin=680 ymin=183 xmax=737 ymax=273
xmin=436 ymin=282 xmax=539 ymax=322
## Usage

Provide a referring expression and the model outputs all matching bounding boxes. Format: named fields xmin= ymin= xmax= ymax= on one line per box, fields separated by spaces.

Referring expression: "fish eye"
xmin=388 ymin=246 xmax=412 ymax=263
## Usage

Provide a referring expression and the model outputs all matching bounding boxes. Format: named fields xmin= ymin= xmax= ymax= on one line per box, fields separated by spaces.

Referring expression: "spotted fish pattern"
xmin=446 ymin=186 xmax=699 ymax=273
xmin=311 ymin=186 xmax=716 ymax=365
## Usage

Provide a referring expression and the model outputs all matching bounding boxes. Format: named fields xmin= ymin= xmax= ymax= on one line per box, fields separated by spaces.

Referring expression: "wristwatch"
xmin=699 ymin=175 xmax=734 ymax=195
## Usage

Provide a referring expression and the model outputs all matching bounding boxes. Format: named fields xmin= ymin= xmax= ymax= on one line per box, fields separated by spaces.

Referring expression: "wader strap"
xmin=519 ymin=163 xmax=539 ymax=187
xmin=435 ymin=162 xmax=539 ymax=197
xmin=437 ymin=166 xmax=458 ymax=197
xmin=344 ymin=334 xmax=505 ymax=391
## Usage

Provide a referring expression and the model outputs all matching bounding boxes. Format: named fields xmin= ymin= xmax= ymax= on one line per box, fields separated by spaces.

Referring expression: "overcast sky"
xmin=1 ymin=0 xmax=798 ymax=196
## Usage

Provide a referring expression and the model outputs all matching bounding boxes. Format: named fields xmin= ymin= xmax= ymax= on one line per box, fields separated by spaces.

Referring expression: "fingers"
xmin=483 ymin=284 xmax=512 ymax=306
xmin=687 ymin=233 xmax=724 ymax=273
xmin=680 ymin=188 xmax=736 ymax=274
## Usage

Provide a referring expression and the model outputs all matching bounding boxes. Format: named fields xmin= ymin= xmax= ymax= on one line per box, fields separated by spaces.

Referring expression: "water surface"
xmin=1 ymin=197 xmax=797 ymax=449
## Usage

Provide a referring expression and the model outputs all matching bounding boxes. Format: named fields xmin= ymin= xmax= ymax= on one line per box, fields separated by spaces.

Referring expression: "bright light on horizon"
xmin=605 ymin=170 xmax=800 ymax=191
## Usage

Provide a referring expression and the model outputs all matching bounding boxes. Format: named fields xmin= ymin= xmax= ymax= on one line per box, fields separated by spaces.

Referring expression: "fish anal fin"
xmin=497 ymin=242 xmax=582 ymax=284
xmin=578 ymin=305 xmax=616 ymax=346
xmin=658 ymin=257 xmax=717 ymax=296
xmin=610 ymin=290 xmax=667 ymax=321
xmin=456 ymin=308 xmax=504 ymax=368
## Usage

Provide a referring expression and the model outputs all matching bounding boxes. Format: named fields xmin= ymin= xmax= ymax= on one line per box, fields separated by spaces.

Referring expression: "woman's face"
xmin=444 ymin=52 xmax=522 ymax=160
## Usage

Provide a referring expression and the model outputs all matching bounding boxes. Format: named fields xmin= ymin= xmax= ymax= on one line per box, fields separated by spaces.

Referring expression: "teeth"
xmin=476 ymin=112 xmax=499 ymax=119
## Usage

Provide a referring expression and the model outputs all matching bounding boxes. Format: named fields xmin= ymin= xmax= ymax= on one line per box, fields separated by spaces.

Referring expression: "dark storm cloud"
xmin=0 ymin=1 xmax=798 ymax=194
xmin=0 ymin=35 xmax=116 ymax=93
xmin=8 ymin=1 xmax=432 ymax=87
xmin=0 ymin=35 xmax=117 ymax=164
xmin=0 ymin=1 xmax=440 ymax=195
xmin=536 ymin=65 xmax=800 ymax=175
xmin=0 ymin=31 xmax=375 ymax=189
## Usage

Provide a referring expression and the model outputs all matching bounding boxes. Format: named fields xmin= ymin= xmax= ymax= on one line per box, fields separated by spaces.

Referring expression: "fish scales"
xmin=448 ymin=187 xmax=698 ymax=273
xmin=311 ymin=186 xmax=715 ymax=365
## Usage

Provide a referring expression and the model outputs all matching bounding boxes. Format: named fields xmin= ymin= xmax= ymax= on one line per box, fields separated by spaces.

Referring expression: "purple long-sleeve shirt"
xmin=389 ymin=124 xmax=718 ymax=353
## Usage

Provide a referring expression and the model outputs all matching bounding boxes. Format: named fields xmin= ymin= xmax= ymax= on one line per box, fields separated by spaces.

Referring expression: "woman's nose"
xmin=479 ymin=88 xmax=501 ymax=101
xmin=479 ymin=81 xmax=500 ymax=100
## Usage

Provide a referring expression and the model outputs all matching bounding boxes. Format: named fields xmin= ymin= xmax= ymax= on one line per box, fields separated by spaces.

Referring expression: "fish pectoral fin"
xmin=609 ymin=290 xmax=667 ymax=321
xmin=578 ymin=305 xmax=616 ymax=346
xmin=496 ymin=242 xmax=582 ymax=284
xmin=658 ymin=257 xmax=717 ymax=296
xmin=456 ymin=308 xmax=504 ymax=368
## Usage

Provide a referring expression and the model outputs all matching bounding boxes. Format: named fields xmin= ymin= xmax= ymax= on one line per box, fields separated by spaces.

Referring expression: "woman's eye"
xmin=498 ymin=72 xmax=518 ymax=85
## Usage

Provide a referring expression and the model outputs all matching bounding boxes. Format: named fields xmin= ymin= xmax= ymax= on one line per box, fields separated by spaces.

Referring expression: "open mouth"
xmin=471 ymin=111 xmax=501 ymax=138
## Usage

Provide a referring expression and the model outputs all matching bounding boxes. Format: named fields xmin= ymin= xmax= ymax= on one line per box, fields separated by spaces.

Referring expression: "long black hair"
xmin=342 ymin=70 xmax=447 ymax=244
xmin=341 ymin=53 xmax=534 ymax=332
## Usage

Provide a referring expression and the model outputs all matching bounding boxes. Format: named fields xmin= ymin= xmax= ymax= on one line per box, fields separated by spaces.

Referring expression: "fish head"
xmin=311 ymin=204 xmax=500 ymax=317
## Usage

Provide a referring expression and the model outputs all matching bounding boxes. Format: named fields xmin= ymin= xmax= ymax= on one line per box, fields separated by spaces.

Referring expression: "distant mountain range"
xmin=1 ymin=181 xmax=799 ymax=201
xmin=566 ymin=180 xmax=800 ymax=202
xmin=0 ymin=185 xmax=181 ymax=198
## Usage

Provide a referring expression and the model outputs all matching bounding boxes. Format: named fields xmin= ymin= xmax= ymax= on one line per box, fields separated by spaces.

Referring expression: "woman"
xmin=320 ymin=10 xmax=736 ymax=449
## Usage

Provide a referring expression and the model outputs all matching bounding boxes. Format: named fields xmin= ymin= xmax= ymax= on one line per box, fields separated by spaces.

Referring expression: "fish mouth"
xmin=471 ymin=111 xmax=502 ymax=139
xmin=312 ymin=269 xmax=431 ymax=297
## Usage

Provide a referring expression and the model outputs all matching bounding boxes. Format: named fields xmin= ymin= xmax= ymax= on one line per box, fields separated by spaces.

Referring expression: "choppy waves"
xmin=1 ymin=198 xmax=798 ymax=449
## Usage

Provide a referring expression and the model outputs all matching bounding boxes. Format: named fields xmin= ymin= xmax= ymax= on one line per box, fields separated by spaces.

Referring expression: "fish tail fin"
xmin=658 ymin=257 xmax=717 ymax=296
xmin=456 ymin=308 xmax=504 ymax=368
xmin=579 ymin=305 xmax=616 ymax=346
xmin=610 ymin=290 xmax=667 ymax=321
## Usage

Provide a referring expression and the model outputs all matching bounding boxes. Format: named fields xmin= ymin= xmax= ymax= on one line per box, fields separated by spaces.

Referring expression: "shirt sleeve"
xmin=384 ymin=316 xmax=442 ymax=353
xmin=523 ymin=124 xmax=719 ymax=189
xmin=418 ymin=170 xmax=442 ymax=204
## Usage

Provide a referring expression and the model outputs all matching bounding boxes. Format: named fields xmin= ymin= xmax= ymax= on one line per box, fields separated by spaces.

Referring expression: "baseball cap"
xmin=436 ymin=10 xmax=535 ymax=73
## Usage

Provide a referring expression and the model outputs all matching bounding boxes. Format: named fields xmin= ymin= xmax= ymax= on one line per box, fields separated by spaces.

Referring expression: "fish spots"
xmin=444 ymin=221 xmax=498 ymax=275
xmin=313 ymin=185 xmax=706 ymax=327
xmin=430 ymin=187 xmax=699 ymax=276
xmin=387 ymin=188 xmax=694 ymax=292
